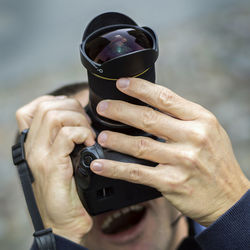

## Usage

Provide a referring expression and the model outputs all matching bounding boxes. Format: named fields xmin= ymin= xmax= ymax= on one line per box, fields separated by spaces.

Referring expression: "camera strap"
xmin=12 ymin=129 xmax=56 ymax=250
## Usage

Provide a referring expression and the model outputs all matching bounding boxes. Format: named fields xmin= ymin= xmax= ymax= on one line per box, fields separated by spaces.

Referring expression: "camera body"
xmin=71 ymin=140 xmax=162 ymax=215
xmin=71 ymin=12 xmax=162 ymax=216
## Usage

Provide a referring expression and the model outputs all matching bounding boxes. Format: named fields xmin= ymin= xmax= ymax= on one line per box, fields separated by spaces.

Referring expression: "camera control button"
xmin=82 ymin=153 xmax=96 ymax=167
xmin=84 ymin=155 xmax=93 ymax=166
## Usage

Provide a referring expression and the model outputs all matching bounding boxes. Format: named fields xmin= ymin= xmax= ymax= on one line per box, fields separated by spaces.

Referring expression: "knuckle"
xmin=78 ymin=115 xmax=89 ymax=127
xmin=190 ymin=113 xmax=219 ymax=146
xmin=141 ymin=108 xmax=158 ymax=129
xmin=16 ymin=108 xmax=25 ymax=120
xmin=181 ymin=150 xmax=199 ymax=167
xmin=128 ymin=166 xmax=141 ymax=182
xmin=134 ymin=137 xmax=149 ymax=158
xmin=45 ymin=110 xmax=59 ymax=124
xmin=190 ymin=125 xmax=209 ymax=145
xmin=59 ymin=126 xmax=71 ymax=137
xmin=84 ymin=127 xmax=91 ymax=135
xmin=69 ymin=97 xmax=81 ymax=108
xmin=159 ymin=166 xmax=190 ymax=193
xmin=158 ymin=88 xmax=174 ymax=107
xmin=38 ymin=101 xmax=51 ymax=114
xmin=204 ymin=112 xmax=218 ymax=128
xmin=83 ymin=128 xmax=92 ymax=139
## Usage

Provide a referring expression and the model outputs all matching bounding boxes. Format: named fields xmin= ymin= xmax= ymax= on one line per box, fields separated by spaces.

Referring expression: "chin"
xmin=83 ymin=198 xmax=173 ymax=250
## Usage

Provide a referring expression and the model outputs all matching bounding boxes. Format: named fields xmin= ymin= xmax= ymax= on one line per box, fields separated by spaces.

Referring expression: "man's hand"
xmin=16 ymin=95 xmax=95 ymax=244
xmin=90 ymin=78 xmax=250 ymax=227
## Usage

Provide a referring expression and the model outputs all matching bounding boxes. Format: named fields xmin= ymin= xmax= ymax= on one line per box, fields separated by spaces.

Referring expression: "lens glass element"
xmin=85 ymin=28 xmax=152 ymax=64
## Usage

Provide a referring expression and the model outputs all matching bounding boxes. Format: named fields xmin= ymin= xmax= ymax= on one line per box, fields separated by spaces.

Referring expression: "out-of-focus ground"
xmin=0 ymin=1 xmax=249 ymax=249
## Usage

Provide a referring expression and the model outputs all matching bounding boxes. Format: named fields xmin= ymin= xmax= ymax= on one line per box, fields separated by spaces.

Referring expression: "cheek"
xmin=143 ymin=198 xmax=179 ymax=245
xmin=81 ymin=226 xmax=98 ymax=248
xmin=150 ymin=197 xmax=179 ymax=221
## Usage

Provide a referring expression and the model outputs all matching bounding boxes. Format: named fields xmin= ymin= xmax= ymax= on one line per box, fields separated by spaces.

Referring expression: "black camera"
xmin=71 ymin=12 xmax=162 ymax=216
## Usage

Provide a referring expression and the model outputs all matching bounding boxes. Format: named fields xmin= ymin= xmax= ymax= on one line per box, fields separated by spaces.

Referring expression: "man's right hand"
xmin=16 ymin=95 xmax=95 ymax=244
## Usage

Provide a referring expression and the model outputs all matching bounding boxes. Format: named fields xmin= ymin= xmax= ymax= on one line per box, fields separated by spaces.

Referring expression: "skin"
xmin=16 ymin=95 xmax=95 ymax=243
xmin=15 ymin=78 xmax=250 ymax=248
xmin=15 ymin=88 xmax=188 ymax=250
xmin=83 ymin=198 xmax=188 ymax=250
xmin=90 ymin=78 xmax=250 ymax=227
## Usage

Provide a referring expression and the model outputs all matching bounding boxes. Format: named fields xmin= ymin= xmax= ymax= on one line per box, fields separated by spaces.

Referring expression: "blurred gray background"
xmin=0 ymin=0 xmax=250 ymax=249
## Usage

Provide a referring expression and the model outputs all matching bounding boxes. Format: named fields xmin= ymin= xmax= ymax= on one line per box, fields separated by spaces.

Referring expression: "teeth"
xmin=101 ymin=204 xmax=145 ymax=231
xmin=113 ymin=210 xmax=122 ymax=218
xmin=101 ymin=215 xmax=113 ymax=230
xmin=130 ymin=204 xmax=144 ymax=211
xmin=121 ymin=207 xmax=130 ymax=214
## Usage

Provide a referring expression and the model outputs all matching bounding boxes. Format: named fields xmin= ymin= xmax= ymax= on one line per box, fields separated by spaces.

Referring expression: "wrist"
xmin=47 ymin=216 xmax=93 ymax=245
xmin=201 ymin=178 xmax=250 ymax=227
xmin=52 ymin=228 xmax=86 ymax=245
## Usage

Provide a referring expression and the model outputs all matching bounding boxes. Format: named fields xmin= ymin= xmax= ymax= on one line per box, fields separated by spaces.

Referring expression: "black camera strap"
xmin=12 ymin=129 xmax=56 ymax=250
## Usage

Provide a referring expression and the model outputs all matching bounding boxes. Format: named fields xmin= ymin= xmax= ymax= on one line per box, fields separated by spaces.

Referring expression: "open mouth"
xmin=100 ymin=204 xmax=147 ymax=235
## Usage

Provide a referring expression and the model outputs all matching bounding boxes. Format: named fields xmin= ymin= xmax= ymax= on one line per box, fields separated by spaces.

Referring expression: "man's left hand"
xmin=90 ymin=77 xmax=250 ymax=227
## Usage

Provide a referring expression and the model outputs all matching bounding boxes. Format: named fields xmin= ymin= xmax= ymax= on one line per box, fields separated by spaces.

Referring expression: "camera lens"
xmin=85 ymin=28 xmax=152 ymax=64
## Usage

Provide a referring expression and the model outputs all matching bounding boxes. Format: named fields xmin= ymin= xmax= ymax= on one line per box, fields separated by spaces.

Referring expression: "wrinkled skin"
xmin=91 ymin=78 xmax=250 ymax=227
xmin=16 ymin=94 xmax=95 ymax=243
xmin=16 ymin=88 xmax=187 ymax=250
xmin=15 ymin=78 xmax=249 ymax=249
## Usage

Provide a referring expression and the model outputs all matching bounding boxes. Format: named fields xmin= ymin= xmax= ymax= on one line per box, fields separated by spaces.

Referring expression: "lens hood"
xmin=80 ymin=13 xmax=159 ymax=79
xmin=82 ymin=12 xmax=138 ymax=39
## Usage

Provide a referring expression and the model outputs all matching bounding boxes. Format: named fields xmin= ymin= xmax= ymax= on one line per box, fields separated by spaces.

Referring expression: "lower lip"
xmin=99 ymin=208 xmax=148 ymax=244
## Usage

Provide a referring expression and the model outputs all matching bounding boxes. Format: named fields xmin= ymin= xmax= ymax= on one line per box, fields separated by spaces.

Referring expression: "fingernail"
xmin=97 ymin=101 xmax=108 ymax=113
xmin=117 ymin=78 xmax=130 ymax=89
xmin=91 ymin=161 xmax=103 ymax=172
xmin=98 ymin=132 xmax=107 ymax=144
xmin=55 ymin=95 xmax=67 ymax=99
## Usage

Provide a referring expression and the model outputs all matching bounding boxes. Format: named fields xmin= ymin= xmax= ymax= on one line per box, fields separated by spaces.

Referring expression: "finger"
xmin=116 ymin=78 xmax=205 ymax=120
xmin=97 ymin=100 xmax=185 ymax=141
xmin=32 ymin=98 xmax=87 ymax=127
xmin=98 ymin=131 xmax=183 ymax=164
xmin=91 ymin=160 xmax=191 ymax=196
xmin=29 ymin=98 xmax=93 ymax=141
xmin=29 ymin=126 xmax=94 ymax=188
xmin=48 ymin=126 xmax=95 ymax=182
xmin=16 ymin=95 xmax=59 ymax=131
xmin=52 ymin=126 xmax=95 ymax=158
xmin=90 ymin=159 xmax=160 ymax=189
xmin=34 ymin=110 xmax=96 ymax=146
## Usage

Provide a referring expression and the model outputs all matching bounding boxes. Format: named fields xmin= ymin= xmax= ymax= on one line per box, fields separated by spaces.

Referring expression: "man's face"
xmin=74 ymin=90 xmax=187 ymax=250
xmin=84 ymin=197 xmax=185 ymax=250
